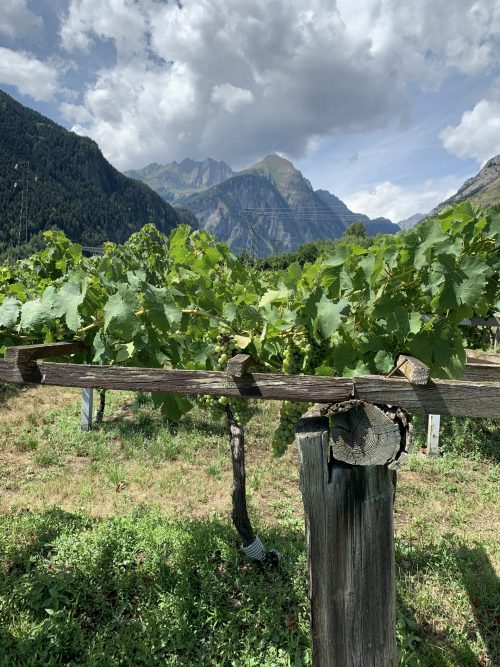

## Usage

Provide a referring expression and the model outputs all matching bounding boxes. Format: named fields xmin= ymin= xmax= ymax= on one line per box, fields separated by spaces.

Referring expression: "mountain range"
xmin=126 ymin=154 xmax=400 ymax=255
xmin=2 ymin=89 xmax=500 ymax=259
xmin=0 ymin=89 xmax=182 ymax=258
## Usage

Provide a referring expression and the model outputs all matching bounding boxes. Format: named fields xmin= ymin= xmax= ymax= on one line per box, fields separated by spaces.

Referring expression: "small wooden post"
xmin=81 ymin=388 xmax=93 ymax=431
xmin=426 ymin=414 xmax=440 ymax=457
xmin=296 ymin=406 xmax=400 ymax=667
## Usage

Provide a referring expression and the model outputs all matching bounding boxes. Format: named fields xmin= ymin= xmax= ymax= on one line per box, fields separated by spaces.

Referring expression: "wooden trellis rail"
xmin=0 ymin=347 xmax=499 ymax=416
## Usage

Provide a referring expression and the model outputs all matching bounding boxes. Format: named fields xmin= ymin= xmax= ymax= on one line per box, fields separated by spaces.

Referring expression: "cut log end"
xmin=328 ymin=400 xmax=413 ymax=469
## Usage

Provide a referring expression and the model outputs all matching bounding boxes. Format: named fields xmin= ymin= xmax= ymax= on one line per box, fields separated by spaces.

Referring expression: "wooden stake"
xmin=395 ymin=354 xmax=430 ymax=385
xmin=5 ymin=341 xmax=87 ymax=364
xmin=227 ymin=409 xmax=255 ymax=547
xmin=226 ymin=353 xmax=253 ymax=376
xmin=296 ymin=412 xmax=397 ymax=667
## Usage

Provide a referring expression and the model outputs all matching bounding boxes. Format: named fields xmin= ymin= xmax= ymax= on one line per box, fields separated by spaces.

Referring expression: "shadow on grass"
xmin=99 ymin=404 xmax=228 ymax=442
xmin=1 ymin=509 xmax=498 ymax=667
xmin=0 ymin=507 xmax=310 ymax=667
xmin=0 ymin=380 xmax=30 ymax=406
xmin=456 ymin=543 xmax=500 ymax=665
xmin=396 ymin=535 xmax=499 ymax=666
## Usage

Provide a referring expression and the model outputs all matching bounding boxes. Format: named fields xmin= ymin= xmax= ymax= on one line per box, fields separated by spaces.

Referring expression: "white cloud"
xmin=0 ymin=47 xmax=59 ymax=101
xmin=440 ymin=98 xmax=500 ymax=164
xmin=60 ymin=0 xmax=149 ymax=56
xmin=0 ymin=0 xmax=42 ymax=39
xmin=56 ymin=0 xmax=500 ymax=169
xmin=211 ymin=83 xmax=254 ymax=113
xmin=344 ymin=178 xmax=461 ymax=222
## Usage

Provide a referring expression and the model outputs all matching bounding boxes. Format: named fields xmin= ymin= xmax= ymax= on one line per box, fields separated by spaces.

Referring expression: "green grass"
xmin=0 ymin=386 xmax=499 ymax=665
xmin=0 ymin=509 xmax=310 ymax=667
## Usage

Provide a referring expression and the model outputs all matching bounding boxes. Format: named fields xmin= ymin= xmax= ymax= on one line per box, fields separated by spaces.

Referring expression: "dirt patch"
xmin=0 ymin=385 xmax=80 ymax=427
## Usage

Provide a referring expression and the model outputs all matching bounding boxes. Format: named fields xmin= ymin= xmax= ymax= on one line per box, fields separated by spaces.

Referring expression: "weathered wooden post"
xmin=296 ymin=401 xmax=412 ymax=667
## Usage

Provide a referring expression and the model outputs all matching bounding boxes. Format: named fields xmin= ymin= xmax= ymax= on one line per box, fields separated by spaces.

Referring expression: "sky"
xmin=1 ymin=0 xmax=500 ymax=223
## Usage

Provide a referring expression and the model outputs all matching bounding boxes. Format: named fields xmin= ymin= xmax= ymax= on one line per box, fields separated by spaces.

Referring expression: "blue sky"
xmin=1 ymin=0 xmax=500 ymax=222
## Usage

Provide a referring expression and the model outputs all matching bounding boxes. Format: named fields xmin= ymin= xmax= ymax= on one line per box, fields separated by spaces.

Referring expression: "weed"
xmin=34 ymin=447 xmax=61 ymax=466
xmin=12 ymin=435 xmax=38 ymax=452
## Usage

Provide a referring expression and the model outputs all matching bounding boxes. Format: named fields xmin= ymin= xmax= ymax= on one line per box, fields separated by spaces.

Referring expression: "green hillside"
xmin=0 ymin=90 xmax=181 ymax=258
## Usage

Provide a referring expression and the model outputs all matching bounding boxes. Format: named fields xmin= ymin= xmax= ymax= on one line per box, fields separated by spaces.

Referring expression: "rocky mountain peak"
xmin=431 ymin=152 xmax=500 ymax=214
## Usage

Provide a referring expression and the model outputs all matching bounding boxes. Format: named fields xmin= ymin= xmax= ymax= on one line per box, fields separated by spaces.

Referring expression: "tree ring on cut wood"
xmin=326 ymin=400 xmax=413 ymax=468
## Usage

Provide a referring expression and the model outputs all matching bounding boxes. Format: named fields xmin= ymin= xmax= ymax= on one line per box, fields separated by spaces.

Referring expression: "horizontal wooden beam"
xmin=4 ymin=341 xmax=87 ymax=365
xmin=353 ymin=376 xmax=500 ymax=418
xmin=395 ymin=354 xmax=429 ymax=385
xmin=466 ymin=349 xmax=500 ymax=366
xmin=0 ymin=360 xmax=353 ymax=403
xmin=1 ymin=359 xmax=499 ymax=417
xmin=460 ymin=317 xmax=500 ymax=327
xmin=462 ymin=362 xmax=500 ymax=382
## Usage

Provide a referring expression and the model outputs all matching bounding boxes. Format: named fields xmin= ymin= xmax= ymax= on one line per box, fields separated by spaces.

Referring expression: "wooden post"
xmin=426 ymin=414 xmax=440 ymax=457
xmin=296 ymin=406 xmax=400 ymax=667
xmin=227 ymin=410 xmax=255 ymax=547
xmin=81 ymin=388 xmax=93 ymax=431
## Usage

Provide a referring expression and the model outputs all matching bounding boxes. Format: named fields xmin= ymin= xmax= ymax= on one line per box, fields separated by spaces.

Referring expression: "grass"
xmin=0 ymin=385 xmax=499 ymax=665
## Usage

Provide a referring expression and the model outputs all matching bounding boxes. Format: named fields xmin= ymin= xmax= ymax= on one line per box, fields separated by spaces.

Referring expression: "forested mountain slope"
xmin=0 ymin=90 xmax=181 ymax=257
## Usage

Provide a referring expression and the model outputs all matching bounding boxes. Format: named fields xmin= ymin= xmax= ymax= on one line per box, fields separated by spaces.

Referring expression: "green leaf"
xmin=53 ymin=277 xmax=86 ymax=332
xmin=115 ymin=342 xmax=135 ymax=363
xmin=374 ymin=350 xmax=394 ymax=373
xmin=234 ymin=334 xmax=252 ymax=350
xmin=222 ymin=302 xmax=237 ymax=322
xmin=20 ymin=298 xmax=52 ymax=332
xmin=151 ymin=392 xmax=193 ymax=422
xmin=168 ymin=225 xmax=190 ymax=263
xmin=316 ymin=295 xmax=349 ymax=338
xmin=434 ymin=255 xmax=489 ymax=311
xmin=409 ymin=312 xmax=422 ymax=335
xmin=0 ymin=297 xmax=20 ymax=329
xmin=343 ymin=360 xmax=372 ymax=377
xmin=281 ymin=262 xmax=302 ymax=288
xmin=104 ymin=287 xmax=141 ymax=340
xmin=259 ymin=289 xmax=290 ymax=307
xmin=143 ymin=285 xmax=181 ymax=330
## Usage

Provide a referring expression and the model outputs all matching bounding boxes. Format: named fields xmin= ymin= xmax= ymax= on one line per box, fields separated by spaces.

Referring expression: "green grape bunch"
xmin=198 ymin=331 xmax=253 ymax=426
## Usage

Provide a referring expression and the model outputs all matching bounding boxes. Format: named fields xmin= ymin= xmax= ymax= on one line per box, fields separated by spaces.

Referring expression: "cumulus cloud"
xmin=0 ymin=0 xmax=42 ymax=39
xmin=344 ymin=178 xmax=461 ymax=222
xmin=211 ymin=84 xmax=254 ymax=114
xmin=0 ymin=47 xmax=59 ymax=101
xmin=55 ymin=0 xmax=500 ymax=169
xmin=440 ymin=99 xmax=500 ymax=164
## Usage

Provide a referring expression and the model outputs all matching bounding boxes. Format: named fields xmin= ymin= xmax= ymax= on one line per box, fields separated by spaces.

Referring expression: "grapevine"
xmin=0 ymin=202 xmax=498 ymax=453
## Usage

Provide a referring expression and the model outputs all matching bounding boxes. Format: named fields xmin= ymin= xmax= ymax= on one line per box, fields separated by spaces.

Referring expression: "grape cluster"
xmin=272 ymin=400 xmax=309 ymax=456
xmin=213 ymin=331 xmax=233 ymax=367
xmin=197 ymin=331 xmax=253 ymax=425
xmin=271 ymin=336 xmax=315 ymax=455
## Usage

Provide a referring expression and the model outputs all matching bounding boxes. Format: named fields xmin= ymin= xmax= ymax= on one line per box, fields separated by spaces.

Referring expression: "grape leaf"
xmin=316 ymin=295 xmax=349 ymax=338
xmin=0 ymin=297 xmax=20 ymax=329
xmin=104 ymin=287 xmax=141 ymax=340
